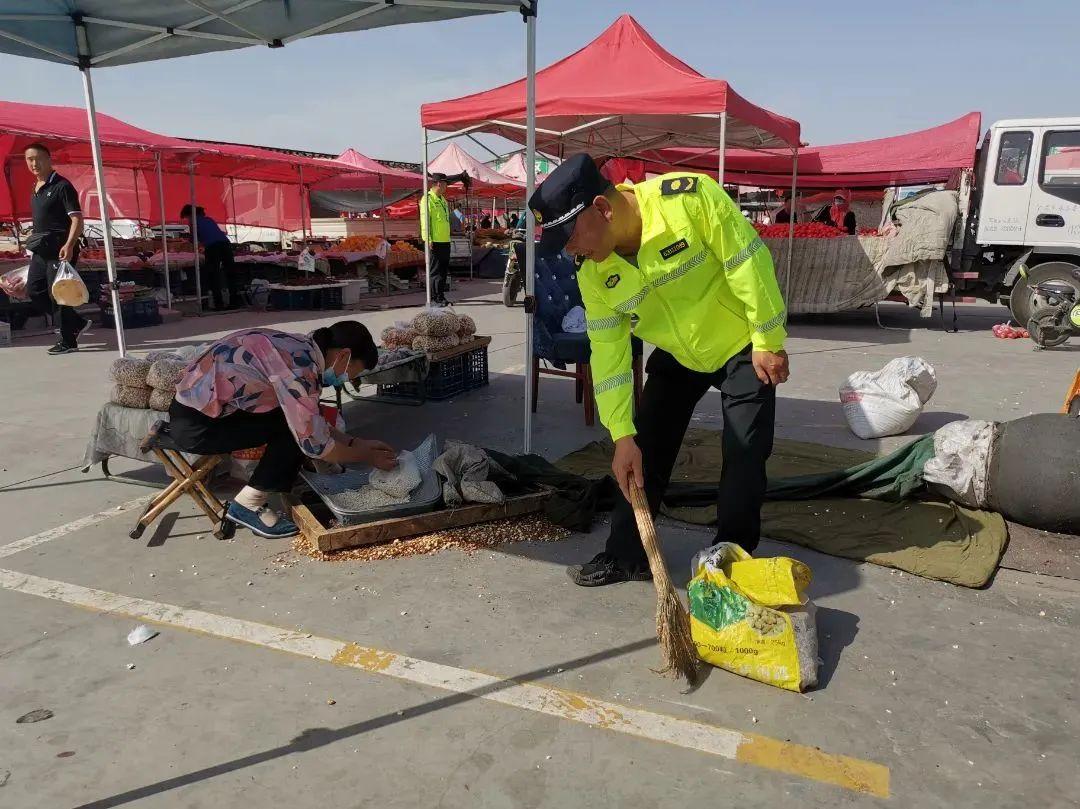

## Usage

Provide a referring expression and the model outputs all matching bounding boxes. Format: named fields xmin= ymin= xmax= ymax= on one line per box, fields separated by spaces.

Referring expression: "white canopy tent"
xmin=0 ymin=0 xmax=535 ymax=357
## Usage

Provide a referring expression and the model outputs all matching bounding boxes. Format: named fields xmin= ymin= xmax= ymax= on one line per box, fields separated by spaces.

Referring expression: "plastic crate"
xmin=100 ymin=298 xmax=162 ymax=329
xmin=318 ymin=285 xmax=344 ymax=310
xmin=268 ymin=287 xmax=314 ymax=310
xmin=378 ymin=343 xmax=489 ymax=402
xmin=462 ymin=340 xmax=489 ymax=387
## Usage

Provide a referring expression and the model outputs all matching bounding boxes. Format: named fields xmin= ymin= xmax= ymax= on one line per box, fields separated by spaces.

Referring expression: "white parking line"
xmin=0 ymin=495 xmax=153 ymax=560
xmin=0 ymin=566 xmax=889 ymax=797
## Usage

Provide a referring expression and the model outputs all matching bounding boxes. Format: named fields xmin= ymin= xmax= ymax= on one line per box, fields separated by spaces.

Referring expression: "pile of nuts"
xmin=745 ymin=603 xmax=786 ymax=637
xmin=293 ymin=514 xmax=570 ymax=563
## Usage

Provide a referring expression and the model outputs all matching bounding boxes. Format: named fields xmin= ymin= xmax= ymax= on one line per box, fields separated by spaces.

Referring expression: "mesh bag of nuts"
xmin=110 ymin=383 xmax=151 ymax=410
xmin=686 ymin=543 xmax=819 ymax=692
xmin=110 ymin=357 xmax=152 ymax=388
xmin=457 ymin=314 xmax=477 ymax=339
xmin=411 ymin=307 xmax=460 ymax=338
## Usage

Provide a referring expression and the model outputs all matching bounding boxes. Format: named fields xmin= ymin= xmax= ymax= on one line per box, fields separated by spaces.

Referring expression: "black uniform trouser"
xmin=606 ymin=345 xmax=775 ymax=569
xmin=27 ymin=242 xmax=85 ymax=345
xmin=167 ymin=401 xmax=305 ymax=493
xmin=428 ymin=242 xmax=451 ymax=302
xmin=202 ymin=241 xmax=239 ymax=310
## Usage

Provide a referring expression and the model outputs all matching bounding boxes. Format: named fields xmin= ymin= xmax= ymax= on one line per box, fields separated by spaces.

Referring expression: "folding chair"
xmin=128 ymin=420 xmax=236 ymax=541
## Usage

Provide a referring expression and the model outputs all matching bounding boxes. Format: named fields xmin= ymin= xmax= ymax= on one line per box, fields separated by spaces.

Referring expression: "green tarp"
xmin=555 ymin=429 xmax=1007 ymax=588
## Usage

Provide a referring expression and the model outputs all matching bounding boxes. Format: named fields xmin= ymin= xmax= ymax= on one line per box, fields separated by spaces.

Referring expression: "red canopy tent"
xmin=0 ymin=100 xmax=355 ymax=314
xmin=428 ymin=142 xmax=524 ymax=198
xmin=644 ymin=112 xmax=983 ymax=189
xmin=420 ymin=14 xmax=799 ymax=157
xmin=315 ymin=148 xmax=423 ymax=193
xmin=420 ymin=13 xmax=801 ymax=452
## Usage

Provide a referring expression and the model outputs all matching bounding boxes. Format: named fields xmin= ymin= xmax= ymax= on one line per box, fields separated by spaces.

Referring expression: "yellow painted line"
xmin=0 ymin=567 xmax=888 ymax=797
xmin=0 ymin=495 xmax=153 ymax=560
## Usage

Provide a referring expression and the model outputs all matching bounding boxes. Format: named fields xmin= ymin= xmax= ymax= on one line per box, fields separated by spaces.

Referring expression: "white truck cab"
xmin=958 ymin=117 xmax=1080 ymax=323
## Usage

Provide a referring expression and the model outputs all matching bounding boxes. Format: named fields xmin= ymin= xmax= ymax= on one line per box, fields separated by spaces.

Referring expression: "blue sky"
xmin=0 ymin=0 xmax=1076 ymax=162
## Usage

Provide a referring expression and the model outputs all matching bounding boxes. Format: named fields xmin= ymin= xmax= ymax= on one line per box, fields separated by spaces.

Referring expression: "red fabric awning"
xmin=420 ymin=14 xmax=800 ymax=154
xmin=645 ymin=112 xmax=983 ymax=188
xmin=0 ymin=100 xmax=353 ymax=230
xmin=312 ymin=148 xmax=423 ymax=193
xmin=428 ymin=143 xmax=524 ymax=197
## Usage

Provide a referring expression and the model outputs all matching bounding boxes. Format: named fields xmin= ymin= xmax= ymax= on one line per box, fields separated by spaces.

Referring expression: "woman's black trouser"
xmin=605 ymin=345 xmax=776 ymax=569
xmin=167 ymin=401 xmax=305 ymax=493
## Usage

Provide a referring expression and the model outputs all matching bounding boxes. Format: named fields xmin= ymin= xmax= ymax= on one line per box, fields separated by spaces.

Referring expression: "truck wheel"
xmin=1009 ymin=261 xmax=1080 ymax=325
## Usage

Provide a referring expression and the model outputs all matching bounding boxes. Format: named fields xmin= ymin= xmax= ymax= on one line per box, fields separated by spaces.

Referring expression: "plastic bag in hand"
xmin=0 ymin=264 xmax=30 ymax=301
xmin=51 ymin=260 xmax=89 ymax=307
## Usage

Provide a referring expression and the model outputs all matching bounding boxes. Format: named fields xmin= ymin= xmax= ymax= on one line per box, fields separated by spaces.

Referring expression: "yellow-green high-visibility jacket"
xmin=581 ymin=173 xmax=787 ymax=442
xmin=420 ymin=189 xmax=450 ymax=243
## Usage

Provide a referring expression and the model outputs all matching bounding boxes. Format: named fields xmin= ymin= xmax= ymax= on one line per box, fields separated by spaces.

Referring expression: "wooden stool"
xmin=129 ymin=421 xmax=236 ymax=541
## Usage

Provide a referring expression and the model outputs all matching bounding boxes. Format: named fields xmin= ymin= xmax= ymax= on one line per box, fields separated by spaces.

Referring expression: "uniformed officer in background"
xmin=528 ymin=153 xmax=790 ymax=586
xmin=420 ymin=172 xmax=452 ymax=307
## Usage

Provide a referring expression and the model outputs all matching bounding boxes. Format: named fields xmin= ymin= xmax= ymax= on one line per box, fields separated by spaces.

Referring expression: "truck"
xmin=953 ymin=117 xmax=1080 ymax=324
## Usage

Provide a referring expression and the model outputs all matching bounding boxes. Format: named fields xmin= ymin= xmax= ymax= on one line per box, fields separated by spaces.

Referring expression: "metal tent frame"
xmin=0 ymin=0 xmax=531 ymax=355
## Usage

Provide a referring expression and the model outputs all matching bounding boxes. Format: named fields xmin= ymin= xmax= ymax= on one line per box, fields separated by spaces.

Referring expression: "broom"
xmin=628 ymin=484 xmax=700 ymax=684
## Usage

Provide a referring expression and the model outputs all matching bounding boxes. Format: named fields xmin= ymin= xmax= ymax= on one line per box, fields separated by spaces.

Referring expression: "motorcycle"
xmin=1028 ymin=280 xmax=1080 ymax=348
xmin=502 ymin=228 xmax=526 ymax=307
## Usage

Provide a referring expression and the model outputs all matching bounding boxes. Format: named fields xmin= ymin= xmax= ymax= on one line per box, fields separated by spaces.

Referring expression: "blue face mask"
xmin=322 ymin=367 xmax=346 ymax=387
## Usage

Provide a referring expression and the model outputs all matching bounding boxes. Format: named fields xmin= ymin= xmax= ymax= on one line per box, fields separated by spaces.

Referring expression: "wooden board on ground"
xmin=292 ymin=489 xmax=550 ymax=552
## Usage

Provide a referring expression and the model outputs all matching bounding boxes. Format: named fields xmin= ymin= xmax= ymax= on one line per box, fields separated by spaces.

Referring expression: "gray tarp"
xmin=0 ymin=2 xmax=518 ymax=67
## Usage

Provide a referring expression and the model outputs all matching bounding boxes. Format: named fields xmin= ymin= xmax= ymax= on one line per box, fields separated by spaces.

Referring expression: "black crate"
xmin=318 ymin=285 xmax=344 ymax=310
xmin=268 ymin=287 xmax=314 ymax=310
xmin=377 ymin=343 xmax=489 ymax=402
xmin=99 ymin=298 xmax=161 ymax=329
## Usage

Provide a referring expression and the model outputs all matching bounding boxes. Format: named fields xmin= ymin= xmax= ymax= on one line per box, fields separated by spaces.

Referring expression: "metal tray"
xmin=300 ymin=434 xmax=441 ymax=525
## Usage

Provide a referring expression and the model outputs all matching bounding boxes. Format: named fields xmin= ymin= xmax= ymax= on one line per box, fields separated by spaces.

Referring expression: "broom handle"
xmin=628 ymin=485 xmax=673 ymax=588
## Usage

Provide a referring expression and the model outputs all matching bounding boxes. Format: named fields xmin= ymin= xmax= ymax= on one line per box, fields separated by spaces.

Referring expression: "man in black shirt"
xmin=25 ymin=143 xmax=87 ymax=355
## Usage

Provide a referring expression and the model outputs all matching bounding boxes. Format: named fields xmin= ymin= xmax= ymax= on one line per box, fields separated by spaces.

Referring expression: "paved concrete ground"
xmin=1 ymin=282 xmax=1078 ymax=808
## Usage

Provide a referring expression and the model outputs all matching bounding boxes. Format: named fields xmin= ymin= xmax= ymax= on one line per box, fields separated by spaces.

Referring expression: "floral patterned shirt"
xmin=175 ymin=328 xmax=334 ymax=458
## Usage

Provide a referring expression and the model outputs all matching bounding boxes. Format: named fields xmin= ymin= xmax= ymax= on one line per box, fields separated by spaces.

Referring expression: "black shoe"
xmin=47 ymin=340 xmax=78 ymax=355
xmin=567 ymin=552 xmax=652 ymax=587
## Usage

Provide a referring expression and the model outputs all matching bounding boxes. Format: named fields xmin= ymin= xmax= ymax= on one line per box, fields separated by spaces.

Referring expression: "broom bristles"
xmin=629 ymin=485 xmax=700 ymax=685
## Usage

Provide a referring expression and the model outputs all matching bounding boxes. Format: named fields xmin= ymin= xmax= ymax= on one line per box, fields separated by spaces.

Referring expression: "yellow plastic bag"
xmin=688 ymin=543 xmax=819 ymax=692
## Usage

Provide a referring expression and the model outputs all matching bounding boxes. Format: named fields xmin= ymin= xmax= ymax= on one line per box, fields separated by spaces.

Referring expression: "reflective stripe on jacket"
xmin=580 ymin=173 xmax=787 ymax=441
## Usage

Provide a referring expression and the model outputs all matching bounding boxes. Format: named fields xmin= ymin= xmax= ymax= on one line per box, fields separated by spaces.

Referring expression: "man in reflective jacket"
xmin=421 ymin=173 xmax=452 ymax=306
xmin=529 ymin=153 xmax=790 ymax=586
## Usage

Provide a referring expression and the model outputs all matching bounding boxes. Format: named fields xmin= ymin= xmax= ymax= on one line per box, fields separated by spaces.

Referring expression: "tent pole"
xmin=522 ymin=7 xmax=537 ymax=454
xmin=80 ymin=66 xmax=127 ymax=356
xmin=6 ymin=161 xmax=21 ymax=250
xmin=422 ymin=128 xmax=431 ymax=307
xmin=297 ymin=164 xmax=307 ymax=242
xmin=188 ymin=161 xmax=202 ymax=314
xmin=717 ymin=111 xmax=727 ymax=188
xmin=154 ymin=152 xmax=172 ymax=311
xmin=131 ymin=168 xmax=142 ymax=237
xmin=379 ymin=175 xmax=390 ymax=295
xmin=786 ymin=147 xmax=799 ymax=304
xmin=229 ymin=177 xmax=239 ymax=244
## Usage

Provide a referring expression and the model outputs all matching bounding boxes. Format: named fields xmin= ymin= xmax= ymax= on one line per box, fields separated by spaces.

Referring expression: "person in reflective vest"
xmin=420 ymin=173 xmax=452 ymax=306
xmin=529 ymin=153 xmax=790 ymax=586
